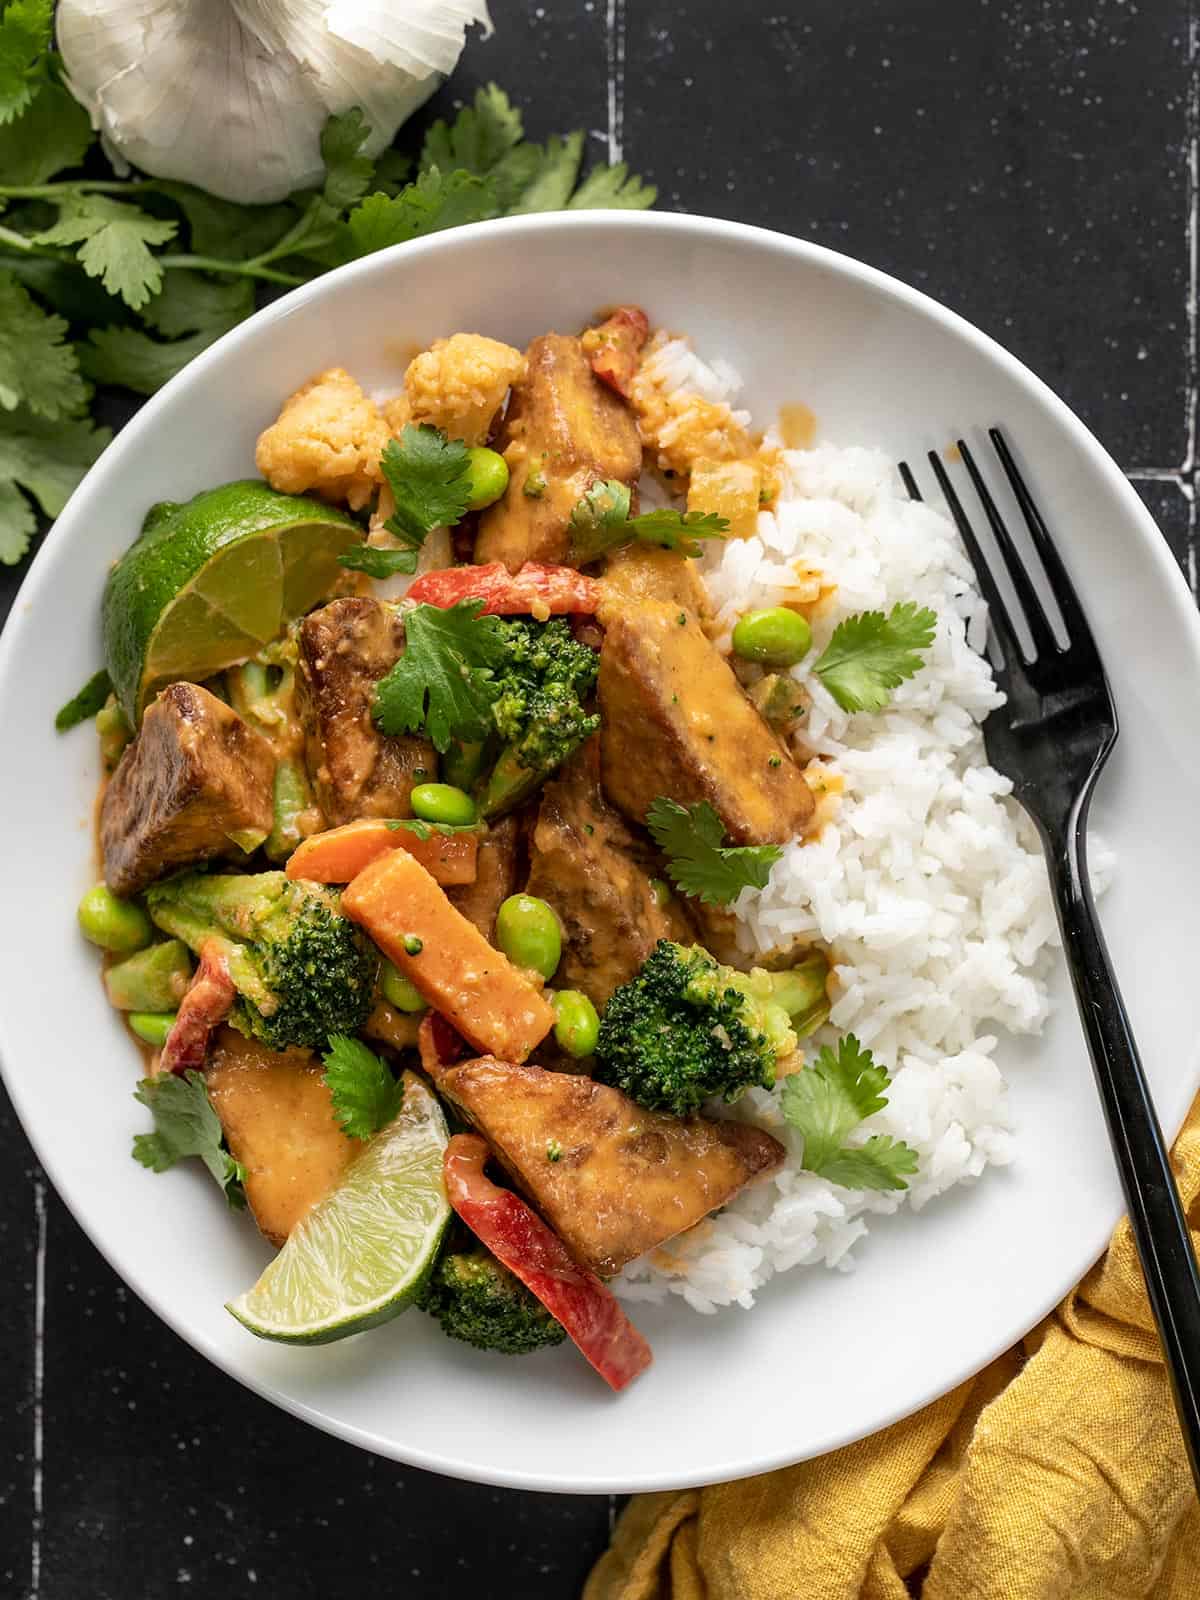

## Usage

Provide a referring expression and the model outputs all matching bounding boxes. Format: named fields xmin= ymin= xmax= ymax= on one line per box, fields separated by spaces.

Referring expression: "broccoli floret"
xmin=419 ymin=1246 xmax=566 ymax=1354
xmin=145 ymin=871 xmax=378 ymax=1051
xmin=594 ymin=941 xmax=797 ymax=1117
xmin=478 ymin=618 xmax=600 ymax=816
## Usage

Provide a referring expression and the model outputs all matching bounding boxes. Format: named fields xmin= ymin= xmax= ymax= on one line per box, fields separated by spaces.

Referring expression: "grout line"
xmin=605 ymin=0 xmax=626 ymax=165
xmin=28 ymin=1175 xmax=46 ymax=1600
xmin=1126 ymin=467 xmax=1189 ymax=482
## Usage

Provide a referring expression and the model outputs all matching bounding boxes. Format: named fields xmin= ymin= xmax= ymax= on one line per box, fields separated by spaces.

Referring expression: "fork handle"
xmin=1048 ymin=807 xmax=1200 ymax=1491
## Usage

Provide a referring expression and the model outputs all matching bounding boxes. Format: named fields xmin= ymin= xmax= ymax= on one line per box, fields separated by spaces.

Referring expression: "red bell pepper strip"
xmin=160 ymin=940 xmax=236 ymax=1076
xmin=406 ymin=562 xmax=602 ymax=616
xmin=443 ymin=1133 xmax=653 ymax=1393
xmin=417 ymin=1010 xmax=468 ymax=1077
xmin=582 ymin=306 xmax=650 ymax=398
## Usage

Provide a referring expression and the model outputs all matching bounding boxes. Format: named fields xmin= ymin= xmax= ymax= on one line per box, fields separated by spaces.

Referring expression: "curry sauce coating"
xmin=100 ymin=681 xmax=275 ymax=896
xmin=295 ymin=597 xmax=434 ymax=827
xmin=433 ymin=1056 xmax=785 ymax=1278
xmin=475 ymin=333 xmax=642 ymax=572
xmin=596 ymin=599 xmax=814 ymax=845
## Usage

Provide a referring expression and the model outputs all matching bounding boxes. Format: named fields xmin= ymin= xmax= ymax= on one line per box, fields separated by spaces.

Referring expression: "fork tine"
xmin=956 ymin=440 xmax=1061 ymax=660
xmin=926 ymin=451 xmax=1018 ymax=676
xmin=898 ymin=461 xmax=923 ymax=502
xmin=988 ymin=428 xmax=1094 ymax=649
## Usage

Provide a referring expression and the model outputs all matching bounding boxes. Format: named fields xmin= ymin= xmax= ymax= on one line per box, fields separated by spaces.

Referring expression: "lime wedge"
xmin=103 ymin=481 xmax=362 ymax=723
xmin=227 ymin=1071 xmax=451 ymax=1345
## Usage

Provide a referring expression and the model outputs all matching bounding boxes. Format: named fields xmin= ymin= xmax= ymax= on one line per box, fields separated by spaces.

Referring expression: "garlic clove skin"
xmin=57 ymin=0 xmax=494 ymax=206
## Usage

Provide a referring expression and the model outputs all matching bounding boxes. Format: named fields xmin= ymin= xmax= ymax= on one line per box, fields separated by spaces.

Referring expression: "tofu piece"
xmin=687 ymin=458 xmax=762 ymax=540
xmin=342 ymin=849 xmax=555 ymax=1062
xmin=295 ymin=597 xmax=435 ymax=826
xmin=435 ymin=1057 xmax=785 ymax=1277
xmin=255 ymin=367 xmax=391 ymax=511
xmin=100 ymin=682 xmax=275 ymax=897
xmin=525 ymin=742 xmax=693 ymax=1008
xmin=206 ymin=1027 xmax=356 ymax=1247
xmin=447 ymin=813 xmax=521 ymax=940
xmin=597 ymin=600 xmax=814 ymax=845
xmin=475 ymin=333 xmax=642 ymax=572
xmin=404 ymin=333 xmax=526 ymax=446
xmin=600 ymin=543 xmax=711 ymax=620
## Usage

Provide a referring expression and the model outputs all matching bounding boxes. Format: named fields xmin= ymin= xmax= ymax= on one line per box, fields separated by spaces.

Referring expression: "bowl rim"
xmin=3 ymin=207 xmax=1197 ymax=1494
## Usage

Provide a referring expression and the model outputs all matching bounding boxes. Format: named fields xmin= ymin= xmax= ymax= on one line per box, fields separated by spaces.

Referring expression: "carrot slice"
xmin=406 ymin=562 xmax=602 ymax=616
xmin=341 ymin=850 xmax=555 ymax=1062
xmin=444 ymin=1134 xmax=652 ymax=1392
xmin=286 ymin=818 xmax=479 ymax=887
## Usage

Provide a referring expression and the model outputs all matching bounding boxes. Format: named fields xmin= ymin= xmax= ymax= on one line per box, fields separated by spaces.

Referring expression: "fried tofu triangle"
xmin=433 ymin=1056 xmax=785 ymax=1278
xmin=341 ymin=850 xmax=555 ymax=1062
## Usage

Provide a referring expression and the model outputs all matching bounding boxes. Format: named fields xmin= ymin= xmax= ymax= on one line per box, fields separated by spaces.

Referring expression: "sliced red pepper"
xmin=160 ymin=940 xmax=236 ymax=1076
xmin=406 ymin=562 xmax=602 ymax=616
xmin=582 ymin=306 xmax=650 ymax=398
xmin=417 ymin=1010 xmax=468 ymax=1077
xmin=443 ymin=1134 xmax=652 ymax=1393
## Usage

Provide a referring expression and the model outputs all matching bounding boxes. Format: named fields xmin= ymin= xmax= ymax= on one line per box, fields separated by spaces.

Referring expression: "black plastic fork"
xmin=901 ymin=430 xmax=1200 ymax=1492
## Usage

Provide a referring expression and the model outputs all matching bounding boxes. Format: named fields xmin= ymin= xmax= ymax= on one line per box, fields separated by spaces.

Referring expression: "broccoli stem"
xmin=104 ymin=939 xmax=193 ymax=1012
xmin=442 ymin=738 xmax=489 ymax=791
xmin=477 ymin=744 xmax=545 ymax=819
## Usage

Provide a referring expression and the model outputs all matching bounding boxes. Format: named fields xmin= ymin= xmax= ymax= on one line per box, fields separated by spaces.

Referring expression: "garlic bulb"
xmin=57 ymin=0 xmax=494 ymax=205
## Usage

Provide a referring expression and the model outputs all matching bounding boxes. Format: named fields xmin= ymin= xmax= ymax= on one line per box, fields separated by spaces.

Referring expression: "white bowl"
xmin=3 ymin=212 xmax=1200 ymax=1494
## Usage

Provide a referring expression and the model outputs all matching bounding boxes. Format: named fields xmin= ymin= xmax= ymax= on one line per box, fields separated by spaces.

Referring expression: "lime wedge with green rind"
xmin=226 ymin=1071 xmax=451 ymax=1345
xmin=103 ymin=481 xmax=362 ymax=723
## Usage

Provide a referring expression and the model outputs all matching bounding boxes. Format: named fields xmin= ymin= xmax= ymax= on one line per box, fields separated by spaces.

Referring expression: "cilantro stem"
xmin=0 ymin=180 xmax=159 ymax=199
xmin=0 ymin=225 xmax=35 ymax=252
xmin=157 ymin=253 xmax=305 ymax=287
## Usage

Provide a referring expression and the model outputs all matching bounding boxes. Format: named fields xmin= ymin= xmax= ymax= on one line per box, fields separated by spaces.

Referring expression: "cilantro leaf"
xmin=646 ymin=797 xmax=782 ymax=907
xmin=55 ymin=667 xmax=112 ymax=732
xmin=0 ymin=0 xmax=51 ymax=125
xmin=567 ymin=479 xmax=728 ymax=563
xmin=319 ymin=106 xmax=376 ymax=211
xmin=421 ymin=84 xmax=523 ymax=176
xmin=32 ymin=195 xmax=177 ymax=310
xmin=140 ymin=270 xmax=254 ymax=339
xmin=337 ymin=544 xmax=418 ymax=579
xmin=780 ymin=1035 xmax=919 ymax=1191
xmin=132 ymin=1071 xmax=246 ymax=1208
xmin=0 ymin=79 xmax=92 ymax=183
xmin=80 ymin=274 xmax=254 ymax=395
xmin=153 ymin=181 xmax=297 ymax=261
xmin=322 ymin=1034 xmax=404 ymax=1140
xmin=373 ymin=600 xmax=508 ymax=752
xmin=380 ymin=424 xmax=473 ymax=550
xmin=506 ymin=132 xmax=586 ymax=214
xmin=0 ymin=271 xmax=88 ymax=419
xmin=344 ymin=168 xmax=498 ymax=257
xmin=812 ymin=602 xmax=937 ymax=713
xmin=568 ymin=162 xmax=657 ymax=211
xmin=0 ymin=406 xmax=111 ymax=563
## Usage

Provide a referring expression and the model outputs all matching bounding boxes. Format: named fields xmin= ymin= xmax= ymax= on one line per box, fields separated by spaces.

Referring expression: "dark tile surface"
xmin=0 ymin=2 xmax=1195 ymax=1596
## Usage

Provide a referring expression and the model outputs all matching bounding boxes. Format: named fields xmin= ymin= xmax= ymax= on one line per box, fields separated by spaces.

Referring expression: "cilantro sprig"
xmin=646 ymin=797 xmax=783 ymax=907
xmin=0 ymin=70 xmax=654 ymax=567
xmin=377 ymin=424 xmax=473 ymax=570
xmin=132 ymin=1070 xmax=246 ymax=1209
xmin=568 ymin=478 xmax=729 ymax=564
xmin=812 ymin=603 xmax=937 ymax=713
xmin=373 ymin=599 xmax=508 ymax=753
xmin=780 ymin=1035 xmax=919 ymax=1191
xmin=322 ymin=1035 xmax=404 ymax=1141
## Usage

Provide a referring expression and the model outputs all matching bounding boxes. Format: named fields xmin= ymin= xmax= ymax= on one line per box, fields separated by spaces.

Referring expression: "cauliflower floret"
xmin=404 ymin=333 xmax=526 ymax=446
xmin=381 ymin=393 xmax=412 ymax=435
xmin=255 ymin=367 xmax=391 ymax=511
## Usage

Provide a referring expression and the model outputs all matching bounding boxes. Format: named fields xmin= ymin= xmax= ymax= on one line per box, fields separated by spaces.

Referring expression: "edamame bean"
xmin=648 ymin=877 xmax=673 ymax=908
xmin=464 ymin=446 xmax=510 ymax=510
xmin=410 ymin=782 xmax=478 ymax=826
xmin=380 ymin=960 xmax=428 ymax=1013
xmin=77 ymin=884 xmax=153 ymax=953
xmin=495 ymin=894 xmax=562 ymax=980
xmin=128 ymin=1011 xmax=177 ymax=1047
xmin=731 ymin=606 xmax=813 ymax=668
xmin=551 ymin=990 xmax=600 ymax=1058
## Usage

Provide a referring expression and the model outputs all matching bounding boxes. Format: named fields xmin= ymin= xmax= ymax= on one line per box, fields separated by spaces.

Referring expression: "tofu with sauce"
xmin=100 ymin=682 xmax=275 ymax=897
xmin=206 ymin=1027 xmax=356 ymax=1248
xmin=475 ymin=334 xmax=642 ymax=572
xmin=600 ymin=543 xmax=711 ymax=621
xmin=597 ymin=599 xmax=814 ymax=845
xmin=433 ymin=1056 xmax=785 ymax=1277
xmin=447 ymin=813 xmax=521 ymax=941
xmin=525 ymin=742 xmax=693 ymax=1008
xmin=295 ymin=597 xmax=435 ymax=826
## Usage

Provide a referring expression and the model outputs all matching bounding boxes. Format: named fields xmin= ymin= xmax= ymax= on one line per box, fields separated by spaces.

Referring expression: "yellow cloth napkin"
xmin=586 ymin=1094 xmax=1200 ymax=1600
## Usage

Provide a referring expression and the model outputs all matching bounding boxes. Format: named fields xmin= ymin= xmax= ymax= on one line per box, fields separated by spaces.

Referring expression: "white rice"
xmin=616 ymin=341 xmax=1113 ymax=1314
